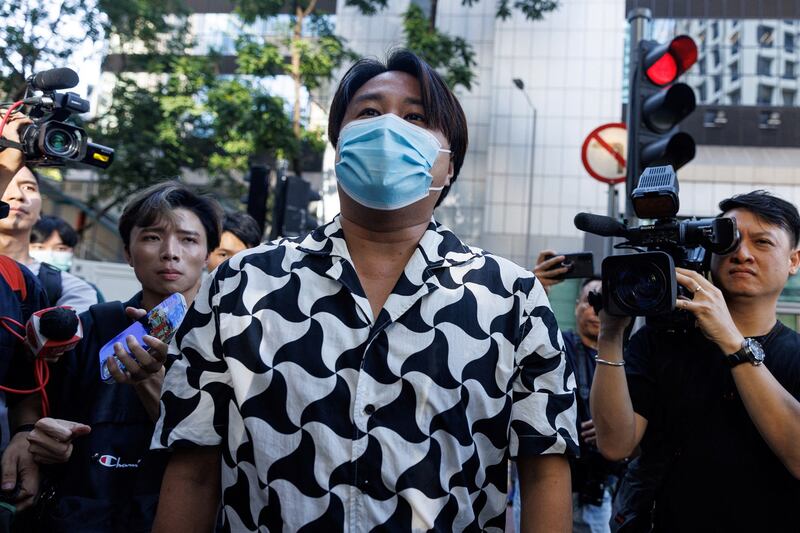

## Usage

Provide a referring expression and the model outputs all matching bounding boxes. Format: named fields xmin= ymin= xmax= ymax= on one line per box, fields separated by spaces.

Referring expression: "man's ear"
xmin=123 ymin=247 xmax=133 ymax=268
xmin=789 ymin=248 xmax=800 ymax=275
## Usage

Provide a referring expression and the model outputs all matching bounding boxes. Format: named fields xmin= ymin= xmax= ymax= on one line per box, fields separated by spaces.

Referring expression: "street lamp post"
xmin=512 ymin=78 xmax=538 ymax=266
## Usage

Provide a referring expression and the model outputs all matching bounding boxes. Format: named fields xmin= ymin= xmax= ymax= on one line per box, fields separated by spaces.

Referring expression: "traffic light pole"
xmin=625 ymin=7 xmax=652 ymax=224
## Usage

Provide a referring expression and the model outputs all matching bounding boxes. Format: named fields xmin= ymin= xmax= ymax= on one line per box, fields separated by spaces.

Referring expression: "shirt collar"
xmin=294 ymin=215 xmax=482 ymax=323
xmin=295 ymin=214 xmax=481 ymax=272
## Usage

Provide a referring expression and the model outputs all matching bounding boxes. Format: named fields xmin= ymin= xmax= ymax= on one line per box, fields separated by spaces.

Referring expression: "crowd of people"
xmin=0 ymin=49 xmax=797 ymax=533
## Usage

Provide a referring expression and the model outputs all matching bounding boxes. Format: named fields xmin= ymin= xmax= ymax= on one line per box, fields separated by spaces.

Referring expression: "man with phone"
xmin=24 ymin=181 xmax=221 ymax=532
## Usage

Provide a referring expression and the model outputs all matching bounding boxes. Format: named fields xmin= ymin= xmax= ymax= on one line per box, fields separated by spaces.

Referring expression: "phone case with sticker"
xmin=98 ymin=293 xmax=187 ymax=383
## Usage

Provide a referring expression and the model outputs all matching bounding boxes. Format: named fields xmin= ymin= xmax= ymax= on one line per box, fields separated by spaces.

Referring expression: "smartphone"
xmin=543 ymin=252 xmax=594 ymax=280
xmin=99 ymin=293 xmax=187 ymax=383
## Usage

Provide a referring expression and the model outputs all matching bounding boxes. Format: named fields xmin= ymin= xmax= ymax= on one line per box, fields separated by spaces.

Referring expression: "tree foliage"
xmin=403 ymin=4 xmax=477 ymax=91
xmin=0 ymin=0 xmax=185 ymax=100
xmin=462 ymin=0 xmax=559 ymax=21
xmin=403 ymin=0 xmax=559 ymax=91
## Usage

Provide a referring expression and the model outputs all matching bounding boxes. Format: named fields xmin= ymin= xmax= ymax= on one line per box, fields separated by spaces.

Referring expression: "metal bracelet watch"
xmin=725 ymin=337 xmax=765 ymax=367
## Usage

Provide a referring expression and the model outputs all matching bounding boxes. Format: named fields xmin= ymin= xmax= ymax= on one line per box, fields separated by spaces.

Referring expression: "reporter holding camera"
xmin=591 ymin=191 xmax=800 ymax=532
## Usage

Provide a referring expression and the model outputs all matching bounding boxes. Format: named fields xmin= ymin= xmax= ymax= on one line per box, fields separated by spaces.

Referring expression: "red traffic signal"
xmin=644 ymin=35 xmax=698 ymax=86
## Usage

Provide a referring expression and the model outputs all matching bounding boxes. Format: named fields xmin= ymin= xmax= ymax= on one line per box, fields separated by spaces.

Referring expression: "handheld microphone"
xmin=27 ymin=68 xmax=79 ymax=92
xmin=574 ymin=212 xmax=628 ymax=237
xmin=25 ymin=306 xmax=83 ymax=361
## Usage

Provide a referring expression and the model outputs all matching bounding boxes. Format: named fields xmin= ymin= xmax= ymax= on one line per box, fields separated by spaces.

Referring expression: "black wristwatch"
xmin=726 ymin=338 xmax=765 ymax=367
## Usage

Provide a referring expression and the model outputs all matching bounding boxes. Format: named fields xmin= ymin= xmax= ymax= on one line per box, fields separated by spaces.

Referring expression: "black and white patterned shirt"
xmin=152 ymin=216 xmax=578 ymax=532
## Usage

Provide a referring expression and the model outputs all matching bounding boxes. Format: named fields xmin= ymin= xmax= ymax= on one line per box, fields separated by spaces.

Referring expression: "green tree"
xmin=402 ymin=0 xmax=560 ymax=91
xmin=231 ymin=0 xmax=361 ymax=175
xmin=0 ymin=0 xmax=185 ymax=100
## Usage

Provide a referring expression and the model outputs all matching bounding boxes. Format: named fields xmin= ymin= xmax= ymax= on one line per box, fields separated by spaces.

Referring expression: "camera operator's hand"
xmin=27 ymin=417 xmax=91 ymax=464
xmin=534 ymin=250 xmax=567 ymax=294
xmin=0 ymin=112 xmax=32 ymax=188
xmin=1 ymin=431 xmax=40 ymax=511
xmin=675 ymin=268 xmax=745 ymax=354
xmin=597 ymin=309 xmax=631 ymax=341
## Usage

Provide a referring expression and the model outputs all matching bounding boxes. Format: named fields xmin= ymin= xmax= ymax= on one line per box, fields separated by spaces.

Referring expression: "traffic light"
xmin=627 ymin=35 xmax=698 ymax=214
xmin=270 ymin=175 xmax=320 ymax=239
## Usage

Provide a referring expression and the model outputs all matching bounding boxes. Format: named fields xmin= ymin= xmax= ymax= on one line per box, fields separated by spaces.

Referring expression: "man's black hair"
xmin=719 ymin=190 xmax=800 ymax=247
xmin=328 ymin=49 xmax=468 ymax=207
xmin=31 ymin=215 xmax=79 ymax=247
xmin=222 ymin=212 xmax=262 ymax=249
xmin=580 ymin=276 xmax=602 ymax=290
xmin=119 ymin=181 xmax=222 ymax=253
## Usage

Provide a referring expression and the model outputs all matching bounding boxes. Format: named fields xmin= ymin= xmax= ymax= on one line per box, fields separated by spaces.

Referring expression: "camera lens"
xmin=44 ymin=128 xmax=78 ymax=158
xmin=612 ymin=263 xmax=667 ymax=313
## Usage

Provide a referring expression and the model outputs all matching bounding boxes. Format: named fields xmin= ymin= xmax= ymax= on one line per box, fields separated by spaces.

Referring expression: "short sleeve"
xmin=624 ymin=327 xmax=658 ymax=421
xmin=509 ymin=280 xmax=579 ymax=459
xmin=58 ymin=272 xmax=98 ymax=314
xmin=151 ymin=268 xmax=232 ymax=450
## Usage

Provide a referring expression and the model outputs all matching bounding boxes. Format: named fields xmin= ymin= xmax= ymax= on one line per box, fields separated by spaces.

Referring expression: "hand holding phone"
xmin=540 ymin=252 xmax=595 ymax=280
xmin=99 ymin=293 xmax=187 ymax=383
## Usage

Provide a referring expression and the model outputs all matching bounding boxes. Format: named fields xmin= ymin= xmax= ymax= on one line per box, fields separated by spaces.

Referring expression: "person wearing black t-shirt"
xmin=591 ymin=190 xmax=800 ymax=532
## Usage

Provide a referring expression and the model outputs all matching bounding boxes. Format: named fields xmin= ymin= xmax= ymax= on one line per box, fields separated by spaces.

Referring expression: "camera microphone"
xmin=25 ymin=306 xmax=83 ymax=361
xmin=27 ymin=68 xmax=79 ymax=91
xmin=574 ymin=212 xmax=628 ymax=237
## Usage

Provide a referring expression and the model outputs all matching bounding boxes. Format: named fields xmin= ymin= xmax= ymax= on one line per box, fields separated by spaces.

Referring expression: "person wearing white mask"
xmin=29 ymin=214 xmax=78 ymax=272
xmin=152 ymin=50 xmax=577 ymax=532
xmin=0 ymin=168 xmax=98 ymax=314
xmin=30 ymin=213 xmax=105 ymax=306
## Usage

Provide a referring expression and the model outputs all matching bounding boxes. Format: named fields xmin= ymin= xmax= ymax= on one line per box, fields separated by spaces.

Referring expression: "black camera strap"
xmin=0 ymin=138 xmax=23 ymax=152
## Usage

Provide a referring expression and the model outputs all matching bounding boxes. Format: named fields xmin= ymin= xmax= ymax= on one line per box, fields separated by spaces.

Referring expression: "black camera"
xmin=3 ymin=68 xmax=113 ymax=168
xmin=575 ymin=166 xmax=739 ymax=325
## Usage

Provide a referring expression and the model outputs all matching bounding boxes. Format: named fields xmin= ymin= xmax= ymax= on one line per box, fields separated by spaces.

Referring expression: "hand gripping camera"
xmin=574 ymin=165 xmax=740 ymax=328
xmin=1 ymin=67 xmax=113 ymax=168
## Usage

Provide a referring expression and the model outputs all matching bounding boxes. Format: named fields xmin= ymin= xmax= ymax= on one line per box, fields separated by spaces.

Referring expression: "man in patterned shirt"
xmin=152 ymin=50 xmax=578 ymax=532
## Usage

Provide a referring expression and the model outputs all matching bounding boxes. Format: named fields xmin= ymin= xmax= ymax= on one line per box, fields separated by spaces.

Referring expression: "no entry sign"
xmin=581 ymin=123 xmax=627 ymax=185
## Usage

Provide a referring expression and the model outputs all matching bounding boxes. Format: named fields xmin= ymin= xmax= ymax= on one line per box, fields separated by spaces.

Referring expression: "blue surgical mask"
xmin=30 ymin=249 xmax=73 ymax=272
xmin=335 ymin=113 xmax=451 ymax=210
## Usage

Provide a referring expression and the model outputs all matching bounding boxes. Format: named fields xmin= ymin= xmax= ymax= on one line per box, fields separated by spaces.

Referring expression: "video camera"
xmin=574 ymin=165 xmax=740 ymax=326
xmin=1 ymin=67 xmax=113 ymax=168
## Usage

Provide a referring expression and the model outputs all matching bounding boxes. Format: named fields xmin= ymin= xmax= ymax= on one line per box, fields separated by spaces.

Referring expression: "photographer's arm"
xmin=590 ymin=313 xmax=648 ymax=461
xmin=152 ymin=446 xmax=221 ymax=533
xmin=0 ymin=113 xmax=31 ymax=194
xmin=677 ymin=268 xmax=800 ymax=479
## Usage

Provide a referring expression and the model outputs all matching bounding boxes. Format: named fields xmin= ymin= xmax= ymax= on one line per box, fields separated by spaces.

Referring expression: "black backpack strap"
xmin=37 ymin=263 xmax=63 ymax=308
xmin=88 ymin=301 xmax=129 ymax=346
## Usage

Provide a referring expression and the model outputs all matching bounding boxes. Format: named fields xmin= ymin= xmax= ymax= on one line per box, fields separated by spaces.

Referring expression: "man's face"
xmin=0 ymin=167 xmax=41 ymax=234
xmin=575 ymin=280 xmax=602 ymax=340
xmin=207 ymin=230 xmax=248 ymax=271
xmin=30 ymin=231 xmax=73 ymax=254
xmin=710 ymin=208 xmax=800 ymax=299
xmin=336 ymin=70 xmax=454 ymax=227
xmin=124 ymin=208 xmax=209 ymax=301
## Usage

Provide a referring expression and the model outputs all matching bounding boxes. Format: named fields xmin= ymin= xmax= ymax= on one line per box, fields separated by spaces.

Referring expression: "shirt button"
xmin=364 ymin=404 xmax=376 ymax=415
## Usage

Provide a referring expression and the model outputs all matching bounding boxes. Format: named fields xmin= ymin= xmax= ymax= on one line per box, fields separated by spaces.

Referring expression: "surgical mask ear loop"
xmin=429 ymin=148 xmax=452 ymax=191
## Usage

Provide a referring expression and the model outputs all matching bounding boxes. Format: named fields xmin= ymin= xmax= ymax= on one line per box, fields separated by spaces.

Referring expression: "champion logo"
xmin=97 ymin=454 xmax=140 ymax=468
